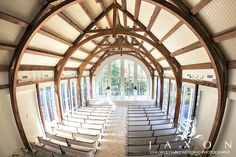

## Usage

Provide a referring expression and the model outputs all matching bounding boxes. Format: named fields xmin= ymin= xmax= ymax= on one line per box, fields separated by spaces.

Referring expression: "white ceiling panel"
xmin=0 ymin=0 xmax=42 ymax=22
xmin=163 ymin=24 xmax=199 ymax=52
xmin=159 ymin=60 xmax=169 ymax=68
xmin=91 ymin=57 xmax=99 ymax=63
xmin=220 ymin=38 xmax=236 ymax=60
xmin=72 ymin=49 xmax=88 ymax=60
xmin=42 ymin=15 xmax=80 ymax=42
xmin=84 ymin=0 xmax=103 ymax=18
xmin=150 ymin=49 xmax=162 ymax=59
xmin=21 ymin=53 xmax=60 ymax=66
xmin=175 ymin=47 xmax=210 ymax=65
xmin=126 ymin=0 xmax=135 ymax=17
xmin=28 ymin=33 xmax=70 ymax=54
xmin=0 ymin=49 xmax=14 ymax=65
xmin=65 ymin=60 xmax=81 ymax=68
xmin=198 ymin=0 xmax=236 ymax=34
xmin=63 ymin=4 xmax=91 ymax=29
xmin=0 ymin=20 xmax=25 ymax=45
xmin=82 ymin=41 xmax=96 ymax=51
xmin=143 ymin=41 xmax=153 ymax=51
xmin=118 ymin=10 xmax=124 ymax=27
xmin=139 ymin=1 xmax=155 ymax=26
xmin=151 ymin=9 xmax=179 ymax=40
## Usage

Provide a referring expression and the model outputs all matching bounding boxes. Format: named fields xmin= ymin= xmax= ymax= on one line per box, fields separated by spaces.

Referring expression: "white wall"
xmin=16 ymin=85 xmax=44 ymax=143
xmin=213 ymin=93 xmax=236 ymax=156
xmin=193 ymin=86 xmax=218 ymax=150
xmin=0 ymin=89 xmax=24 ymax=157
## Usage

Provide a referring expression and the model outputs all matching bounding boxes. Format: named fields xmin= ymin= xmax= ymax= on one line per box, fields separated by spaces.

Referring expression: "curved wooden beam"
xmin=9 ymin=0 xmax=78 ymax=150
xmin=148 ymin=0 xmax=228 ymax=153
xmin=90 ymin=52 xmax=154 ymax=76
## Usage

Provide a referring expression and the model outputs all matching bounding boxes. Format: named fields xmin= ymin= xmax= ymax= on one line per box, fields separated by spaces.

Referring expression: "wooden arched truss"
xmin=8 ymin=0 xmax=228 ymax=154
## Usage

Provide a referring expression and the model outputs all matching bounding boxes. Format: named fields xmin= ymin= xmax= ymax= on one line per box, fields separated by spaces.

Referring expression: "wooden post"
xmin=89 ymin=71 xmax=93 ymax=99
xmin=67 ymin=79 xmax=73 ymax=112
xmin=174 ymin=79 xmax=182 ymax=127
xmin=155 ymin=77 xmax=159 ymax=106
xmin=166 ymin=79 xmax=171 ymax=115
xmin=151 ymin=72 xmax=155 ymax=99
xmin=54 ymin=71 xmax=62 ymax=123
xmin=77 ymin=70 xmax=82 ymax=107
xmin=192 ymin=84 xmax=199 ymax=119
xmin=159 ymin=76 xmax=164 ymax=110
xmin=35 ymin=83 xmax=46 ymax=132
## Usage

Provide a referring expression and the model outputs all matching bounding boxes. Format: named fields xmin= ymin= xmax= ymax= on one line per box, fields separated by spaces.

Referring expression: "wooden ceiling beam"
xmin=156 ymin=41 xmax=202 ymax=62
xmin=121 ymin=0 xmax=127 ymax=27
xmin=229 ymin=60 xmax=236 ymax=69
xmin=213 ymin=27 xmax=236 ymax=43
xmin=170 ymin=41 xmax=202 ymax=57
xmin=182 ymin=78 xmax=217 ymax=88
xmin=0 ymin=11 xmax=75 ymax=47
xmin=133 ymin=0 xmax=141 ymax=27
xmin=0 ymin=65 xmax=9 ymax=71
xmin=0 ymin=11 xmax=28 ymax=28
xmin=19 ymin=65 xmax=80 ymax=71
xmin=191 ymin=0 xmax=212 ymax=15
xmin=146 ymin=6 xmax=161 ymax=32
xmin=181 ymin=62 xmax=213 ymax=70
xmin=57 ymin=12 xmax=84 ymax=33
xmin=79 ymin=2 xmax=94 ymax=21
xmin=87 ymin=27 xmax=144 ymax=33
xmin=229 ymin=86 xmax=236 ymax=93
xmin=0 ymin=84 xmax=9 ymax=90
xmin=38 ymin=29 xmax=73 ymax=46
xmin=99 ymin=2 xmax=112 ymax=28
xmin=159 ymin=21 xmax=183 ymax=44
xmin=0 ymin=43 xmax=16 ymax=51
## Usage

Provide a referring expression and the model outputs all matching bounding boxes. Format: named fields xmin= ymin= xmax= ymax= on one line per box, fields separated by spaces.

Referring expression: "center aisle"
xmin=95 ymin=106 xmax=127 ymax=157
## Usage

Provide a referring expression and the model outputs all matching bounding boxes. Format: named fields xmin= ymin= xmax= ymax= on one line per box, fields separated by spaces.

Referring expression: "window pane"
xmin=124 ymin=59 xmax=134 ymax=96
xmin=169 ymin=82 xmax=176 ymax=118
xmin=98 ymin=65 xmax=108 ymax=96
xmin=179 ymin=86 xmax=195 ymax=131
xmin=111 ymin=60 xmax=121 ymax=96
xmin=60 ymin=82 xmax=70 ymax=113
xmin=71 ymin=81 xmax=78 ymax=110
xmin=163 ymin=79 xmax=169 ymax=111
xmin=137 ymin=65 xmax=147 ymax=96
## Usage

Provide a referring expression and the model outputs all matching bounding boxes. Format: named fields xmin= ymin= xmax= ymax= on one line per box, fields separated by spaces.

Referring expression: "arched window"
xmin=95 ymin=56 xmax=150 ymax=99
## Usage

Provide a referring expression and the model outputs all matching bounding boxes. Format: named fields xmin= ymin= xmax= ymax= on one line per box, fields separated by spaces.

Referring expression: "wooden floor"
xmin=95 ymin=106 xmax=127 ymax=157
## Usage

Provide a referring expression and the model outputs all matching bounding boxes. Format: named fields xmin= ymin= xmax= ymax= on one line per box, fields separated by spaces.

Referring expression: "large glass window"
xmin=169 ymin=82 xmax=176 ymax=118
xmin=137 ymin=65 xmax=147 ymax=96
xmin=70 ymin=80 xmax=78 ymax=111
xmin=179 ymin=86 xmax=195 ymax=131
xmin=124 ymin=59 xmax=134 ymax=96
xmin=96 ymin=57 xmax=149 ymax=98
xmin=39 ymin=85 xmax=58 ymax=130
xmin=163 ymin=79 xmax=170 ymax=111
xmin=111 ymin=60 xmax=121 ymax=96
xmin=98 ymin=65 xmax=108 ymax=96
xmin=60 ymin=81 xmax=70 ymax=113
